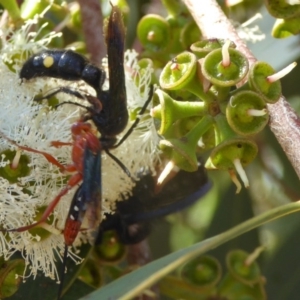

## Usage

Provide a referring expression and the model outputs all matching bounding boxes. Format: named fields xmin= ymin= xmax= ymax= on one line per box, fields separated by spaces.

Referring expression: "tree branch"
xmin=78 ymin=0 xmax=105 ymax=65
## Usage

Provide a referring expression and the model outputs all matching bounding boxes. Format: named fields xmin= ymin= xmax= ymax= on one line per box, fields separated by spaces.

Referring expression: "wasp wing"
xmin=81 ymin=145 xmax=102 ymax=231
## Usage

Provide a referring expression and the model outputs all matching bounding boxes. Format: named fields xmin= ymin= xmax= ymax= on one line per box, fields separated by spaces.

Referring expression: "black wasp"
xmin=3 ymin=5 xmax=151 ymax=300
xmin=97 ymin=161 xmax=211 ymax=246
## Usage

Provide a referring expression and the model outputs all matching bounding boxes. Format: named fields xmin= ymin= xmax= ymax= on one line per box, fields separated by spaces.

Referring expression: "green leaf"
xmin=80 ymin=201 xmax=300 ymax=300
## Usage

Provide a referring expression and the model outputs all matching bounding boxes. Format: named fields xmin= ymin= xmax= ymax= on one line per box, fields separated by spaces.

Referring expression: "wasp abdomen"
xmin=20 ymin=49 xmax=105 ymax=92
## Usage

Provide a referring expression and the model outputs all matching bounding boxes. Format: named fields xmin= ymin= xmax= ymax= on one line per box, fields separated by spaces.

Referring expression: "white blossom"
xmin=0 ymin=15 xmax=158 ymax=280
xmin=234 ymin=13 xmax=266 ymax=44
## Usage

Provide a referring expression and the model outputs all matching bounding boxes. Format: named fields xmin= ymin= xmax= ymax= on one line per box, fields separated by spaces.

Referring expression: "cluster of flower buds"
xmin=159 ymin=248 xmax=266 ymax=299
xmin=265 ymin=0 xmax=300 ymax=38
xmin=137 ymin=2 xmax=202 ymax=67
xmin=150 ymin=38 xmax=296 ymax=192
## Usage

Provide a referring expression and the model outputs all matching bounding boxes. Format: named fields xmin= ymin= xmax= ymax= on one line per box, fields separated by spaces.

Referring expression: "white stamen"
xmin=233 ymin=158 xmax=249 ymax=188
xmin=222 ymin=40 xmax=231 ymax=67
xmin=157 ymin=161 xmax=177 ymax=185
xmin=244 ymin=245 xmax=265 ymax=266
xmin=147 ymin=31 xmax=155 ymax=41
xmin=229 ymin=169 xmax=242 ymax=194
xmin=267 ymin=62 xmax=297 ymax=83
xmin=11 ymin=149 xmax=22 ymax=169
xmin=198 ymin=137 xmax=205 ymax=148
xmin=241 ymin=13 xmax=262 ymax=27
xmin=229 ymin=96 xmax=237 ymax=107
xmin=247 ymin=108 xmax=267 ymax=117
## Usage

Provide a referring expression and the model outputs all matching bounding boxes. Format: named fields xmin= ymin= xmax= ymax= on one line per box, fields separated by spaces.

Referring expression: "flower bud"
xmin=0 ymin=150 xmax=31 ymax=183
xmin=248 ymin=61 xmax=282 ymax=103
xmin=151 ymin=89 xmax=206 ymax=135
xmin=205 ymin=114 xmax=258 ymax=193
xmin=265 ymin=0 xmax=300 ymax=19
xmin=160 ymin=52 xmax=214 ymax=102
xmin=202 ymin=45 xmax=249 ymax=87
xmin=94 ymin=230 xmax=126 ymax=265
xmin=226 ymin=249 xmax=262 ymax=285
xmin=137 ymin=14 xmax=171 ymax=52
xmin=272 ymin=17 xmax=300 ymax=38
xmin=181 ymin=255 xmax=221 ymax=289
xmin=160 ymin=115 xmax=214 ymax=172
xmin=226 ymin=91 xmax=269 ymax=136
xmin=159 ymin=275 xmax=213 ymax=299
xmin=219 ymin=273 xmax=266 ymax=300
xmin=190 ymin=39 xmax=236 ymax=59
xmin=180 ymin=21 xmax=202 ymax=50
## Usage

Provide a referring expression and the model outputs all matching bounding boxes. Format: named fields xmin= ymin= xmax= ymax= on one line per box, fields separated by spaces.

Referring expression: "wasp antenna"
xmin=105 ymin=149 xmax=132 ymax=179
xmin=113 ymin=85 xmax=154 ymax=149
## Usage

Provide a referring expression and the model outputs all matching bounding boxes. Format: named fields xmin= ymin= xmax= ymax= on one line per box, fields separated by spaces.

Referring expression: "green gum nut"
xmin=226 ymin=249 xmax=262 ymax=286
xmin=151 ymin=89 xmax=206 ymax=135
xmin=226 ymin=91 xmax=269 ymax=136
xmin=202 ymin=47 xmax=249 ymax=87
xmin=180 ymin=21 xmax=202 ymax=50
xmin=248 ymin=61 xmax=281 ymax=103
xmin=137 ymin=14 xmax=171 ymax=52
xmin=181 ymin=255 xmax=222 ymax=289
xmin=205 ymin=114 xmax=258 ymax=192
xmin=160 ymin=52 xmax=214 ymax=103
xmin=160 ymin=115 xmax=214 ymax=171
xmin=0 ymin=150 xmax=31 ymax=183
xmin=168 ymin=23 xmax=185 ymax=54
xmin=219 ymin=273 xmax=266 ymax=300
xmin=198 ymin=125 xmax=216 ymax=151
xmin=272 ymin=17 xmax=300 ymax=38
xmin=208 ymin=137 xmax=257 ymax=173
xmin=94 ymin=230 xmax=126 ymax=265
xmin=159 ymin=275 xmax=215 ymax=300
xmin=190 ymin=39 xmax=236 ymax=59
xmin=0 ymin=259 xmax=25 ymax=298
xmin=210 ymin=84 xmax=231 ymax=103
xmin=265 ymin=0 xmax=300 ymax=19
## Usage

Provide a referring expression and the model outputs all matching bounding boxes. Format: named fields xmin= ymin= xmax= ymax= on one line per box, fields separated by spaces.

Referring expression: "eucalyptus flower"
xmin=0 ymin=15 xmax=158 ymax=281
xmin=234 ymin=14 xmax=266 ymax=43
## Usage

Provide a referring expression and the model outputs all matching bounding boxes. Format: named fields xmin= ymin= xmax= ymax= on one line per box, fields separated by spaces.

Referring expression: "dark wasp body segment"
xmin=20 ymin=49 xmax=106 ymax=93
xmin=17 ymin=4 xmax=151 ymax=239
xmin=19 ymin=8 xmax=128 ymax=148
xmin=56 ymin=145 xmax=102 ymax=300
xmin=98 ymin=6 xmax=128 ymax=139
xmin=96 ymin=163 xmax=211 ymax=245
